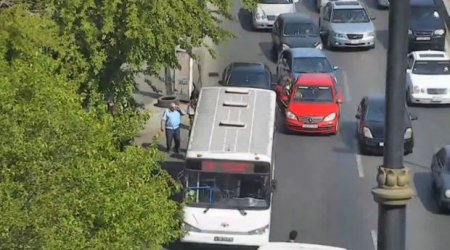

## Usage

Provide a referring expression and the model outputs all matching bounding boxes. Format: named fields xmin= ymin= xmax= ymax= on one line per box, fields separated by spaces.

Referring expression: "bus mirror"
xmin=271 ymin=179 xmax=277 ymax=191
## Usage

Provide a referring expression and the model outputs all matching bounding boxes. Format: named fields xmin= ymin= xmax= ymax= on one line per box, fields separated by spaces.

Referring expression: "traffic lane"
xmin=271 ymin=107 xmax=374 ymax=250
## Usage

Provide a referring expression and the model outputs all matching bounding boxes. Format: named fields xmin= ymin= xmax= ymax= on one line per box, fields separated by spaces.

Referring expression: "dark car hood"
xmin=409 ymin=18 xmax=444 ymax=31
xmin=281 ymin=36 xmax=321 ymax=48
xmin=365 ymin=117 xmax=412 ymax=139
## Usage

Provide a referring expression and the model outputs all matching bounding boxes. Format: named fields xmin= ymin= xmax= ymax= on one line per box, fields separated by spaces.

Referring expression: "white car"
xmin=406 ymin=50 xmax=450 ymax=105
xmin=252 ymin=0 xmax=298 ymax=30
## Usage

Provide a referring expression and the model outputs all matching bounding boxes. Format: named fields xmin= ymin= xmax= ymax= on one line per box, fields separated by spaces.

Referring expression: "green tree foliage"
xmin=0 ymin=6 xmax=183 ymax=249
xmin=14 ymin=0 xmax=240 ymax=146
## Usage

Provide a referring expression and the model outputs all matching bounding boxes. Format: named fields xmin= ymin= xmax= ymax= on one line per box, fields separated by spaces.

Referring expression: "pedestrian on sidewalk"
xmin=161 ymin=102 xmax=185 ymax=154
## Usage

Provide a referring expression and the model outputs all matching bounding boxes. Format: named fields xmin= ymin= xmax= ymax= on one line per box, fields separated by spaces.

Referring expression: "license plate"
xmin=416 ymin=36 xmax=431 ymax=41
xmin=214 ymin=236 xmax=234 ymax=242
xmin=349 ymin=40 xmax=361 ymax=44
xmin=432 ymin=96 xmax=443 ymax=102
xmin=379 ymin=142 xmax=384 ymax=147
xmin=302 ymin=124 xmax=319 ymax=128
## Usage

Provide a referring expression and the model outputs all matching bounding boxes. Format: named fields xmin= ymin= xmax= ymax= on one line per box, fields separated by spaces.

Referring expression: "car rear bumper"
xmin=359 ymin=137 xmax=414 ymax=153
xmin=285 ymin=119 xmax=337 ymax=134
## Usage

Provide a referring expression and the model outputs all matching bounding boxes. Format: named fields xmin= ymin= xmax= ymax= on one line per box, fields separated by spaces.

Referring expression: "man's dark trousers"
xmin=165 ymin=128 xmax=180 ymax=153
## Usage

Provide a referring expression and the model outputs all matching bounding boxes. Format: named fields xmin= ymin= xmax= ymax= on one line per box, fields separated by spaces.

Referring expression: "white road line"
xmin=341 ymin=70 xmax=351 ymax=102
xmin=371 ymin=230 xmax=377 ymax=250
xmin=356 ymin=153 xmax=364 ymax=178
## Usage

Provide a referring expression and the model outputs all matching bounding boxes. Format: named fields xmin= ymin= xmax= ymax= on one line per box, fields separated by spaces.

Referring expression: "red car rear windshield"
xmin=293 ymin=85 xmax=334 ymax=103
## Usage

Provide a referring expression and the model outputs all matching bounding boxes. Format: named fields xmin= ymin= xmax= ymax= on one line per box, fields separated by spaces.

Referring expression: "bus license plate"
xmin=214 ymin=236 xmax=234 ymax=242
xmin=302 ymin=124 xmax=319 ymax=128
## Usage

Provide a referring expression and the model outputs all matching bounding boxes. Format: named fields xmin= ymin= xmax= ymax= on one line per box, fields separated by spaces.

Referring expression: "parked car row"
xmin=230 ymin=0 xmax=450 ymax=212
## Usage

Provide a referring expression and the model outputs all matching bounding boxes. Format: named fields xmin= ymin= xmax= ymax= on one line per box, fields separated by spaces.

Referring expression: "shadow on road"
xmin=375 ymin=30 xmax=388 ymax=50
xmin=413 ymin=172 xmax=448 ymax=215
xmin=238 ymin=8 xmax=254 ymax=32
xmin=258 ymin=42 xmax=276 ymax=62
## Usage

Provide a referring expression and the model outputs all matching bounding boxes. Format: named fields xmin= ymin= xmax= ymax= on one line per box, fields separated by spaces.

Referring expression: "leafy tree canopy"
xmin=0 ymin=6 xmax=182 ymax=249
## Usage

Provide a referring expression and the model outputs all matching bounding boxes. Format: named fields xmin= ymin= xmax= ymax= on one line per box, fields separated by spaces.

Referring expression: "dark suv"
xmin=408 ymin=0 xmax=446 ymax=51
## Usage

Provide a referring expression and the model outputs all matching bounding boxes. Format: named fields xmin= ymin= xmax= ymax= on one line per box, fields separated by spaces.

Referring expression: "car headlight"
xmin=248 ymin=224 xmax=269 ymax=235
xmin=434 ymin=29 xmax=445 ymax=36
xmin=334 ymin=33 xmax=345 ymax=38
xmin=323 ymin=113 xmax=336 ymax=122
xmin=314 ymin=41 xmax=323 ymax=49
xmin=182 ymin=222 xmax=201 ymax=232
xmin=444 ymin=190 xmax=450 ymax=198
xmin=408 ymin=29 xmax=412 ymax=35
xmin=282 ymin=43 xmax=290 ymax=51
xmin=412 ymin=85 xmax=425 ymax=93
xmin=286 ymin=110 xmax=296 ymax=120
xmin=404 ymin=128 xmax=412 ymax=139
xmin=367 ymin=32 xmax=375 ymax=38
xmin=363 ymin=126 xmax=373 ymax=138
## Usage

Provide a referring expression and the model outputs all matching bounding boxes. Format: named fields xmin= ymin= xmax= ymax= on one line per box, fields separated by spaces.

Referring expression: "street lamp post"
xmin=371 ymin=0 xmax=415 ymax=249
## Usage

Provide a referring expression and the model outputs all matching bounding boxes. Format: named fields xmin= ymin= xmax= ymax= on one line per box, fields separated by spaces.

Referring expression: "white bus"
xmin=180 ymin=86 xmax=277 ymax=246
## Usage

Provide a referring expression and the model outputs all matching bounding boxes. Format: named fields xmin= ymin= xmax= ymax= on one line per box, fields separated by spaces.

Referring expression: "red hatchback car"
xmin=275 ymin=73 xmax=343 ymax=134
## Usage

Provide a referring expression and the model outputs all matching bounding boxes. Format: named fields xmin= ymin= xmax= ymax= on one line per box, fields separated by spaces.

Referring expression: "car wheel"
xmin=404 ymin=148 xmax=413 ymax=155
xmin=326 ymin=34 xmax=334 ymax=50
xmin=406 ymin=89 xmax=414 ymax=106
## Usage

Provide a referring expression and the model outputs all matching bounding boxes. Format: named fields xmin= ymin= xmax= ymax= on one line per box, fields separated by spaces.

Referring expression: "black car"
xmin=271 ymin=13 xmax=322 ymax=57
xmin=431 ymin=145 xmax=450 ymax=211
xmin=408 ymin=0 xmax=446 ymax=51
xmin=219 ymin=62 xmax=274 ymax=89
xmin=355 ymin=96 xmax=417 ymax=155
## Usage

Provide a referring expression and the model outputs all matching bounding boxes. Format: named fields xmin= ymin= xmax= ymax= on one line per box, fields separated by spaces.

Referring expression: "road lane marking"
xmin=371 ymin=230 xmax=377 ymax=250
xmin=356 ymin=153 xmax=364 ymax=178
xmin=341 ymin=70 xmax=351 ymax=102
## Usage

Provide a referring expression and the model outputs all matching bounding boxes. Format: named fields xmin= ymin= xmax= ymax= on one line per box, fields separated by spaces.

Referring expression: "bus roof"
xmin=258 ymin=242 xmax=347 ymax=250
xmin=187 ymin=86 xmax=276 ymax=163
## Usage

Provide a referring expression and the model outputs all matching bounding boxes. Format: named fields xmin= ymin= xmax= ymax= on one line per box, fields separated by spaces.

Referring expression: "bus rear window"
xmin=185 ymin=159 xmax=270 ymax=174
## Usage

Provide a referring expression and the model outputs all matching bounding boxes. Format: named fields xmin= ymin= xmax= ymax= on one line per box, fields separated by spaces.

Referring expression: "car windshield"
xmin=411 ymin=7 xmax=439 ymax=20
xmin=259 ymin=0 xmax=293 ymax=3
xmin=331 ymin=9 xmax=370 ymax=23
xmin=283 ymin=22 xmax=318 ymax=37
xmin=412 ymin=61 xmax=450 ymax=75
xmin=184 ymin=170 xmax=271 ymax=209
xmin=293 ymin=85 xmax=334 ymax=103
xmin=366 ymin=101 xmax=409 ymax=122
xmin=293 ymin=57 xmax=333 ymax=73
xmin=228 ymin=71 xmax=270 ymax=89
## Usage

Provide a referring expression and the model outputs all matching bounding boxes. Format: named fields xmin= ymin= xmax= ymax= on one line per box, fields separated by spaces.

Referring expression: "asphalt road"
xmin=169 ymin=1 xmax=450 ymax=249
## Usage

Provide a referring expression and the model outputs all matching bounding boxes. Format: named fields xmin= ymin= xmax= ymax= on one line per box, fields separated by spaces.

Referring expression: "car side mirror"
xmin=355 ymin=114 xmax=361 ymax=119
xmin=333 ymin=65 xmax=339 ymax=71
xmin=336 ymin=98 xmax=343 ymax=104
xmin=410 ymin=113 xmax=418 ymax=120
xmin=282 ymin=95 xmax=289 ymax=102
xmin=370 ymin=16 xmax=376 ymax=20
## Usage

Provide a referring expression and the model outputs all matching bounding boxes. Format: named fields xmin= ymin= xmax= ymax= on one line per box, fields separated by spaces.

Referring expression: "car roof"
xmin=410 ymin=0 xmax=436 ymax=7
xmin=229 ymin=62 xmax=267 ymax=72
xmin=295 ymin=73 xmax=335 ymax=86
xmin=289 ymin=48 xmax=327 ymax=58
xmin=411 ymin=50 xmax=449 ymax=60
xmin=331 ymin=0 xmax=364 ymax=9
xmin=278 ymin=13 xmax=314 ymax=23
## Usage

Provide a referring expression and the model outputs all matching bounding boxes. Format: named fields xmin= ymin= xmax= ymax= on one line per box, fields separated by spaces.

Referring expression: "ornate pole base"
xmin=372 ymin=166 xmax=415 ymax=206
